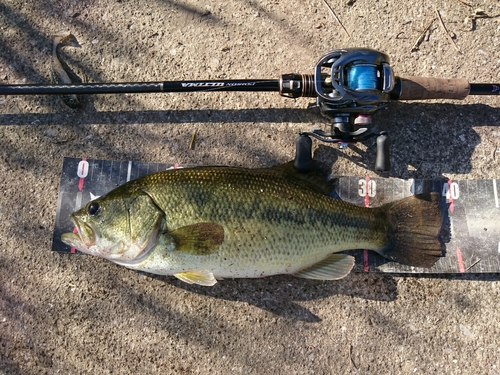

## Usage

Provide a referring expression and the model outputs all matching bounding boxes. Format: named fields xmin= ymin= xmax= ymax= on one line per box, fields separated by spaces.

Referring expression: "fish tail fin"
xmin=376 ymin=192 xmax=443 ymax=268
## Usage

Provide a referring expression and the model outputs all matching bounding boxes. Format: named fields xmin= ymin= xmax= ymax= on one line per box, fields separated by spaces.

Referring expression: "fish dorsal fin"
xmin=174 ymin=270 xmax=217 ymax=286
xmin=170 ymin=222 xmax=224 ymax=255
xmin=293 ymin=254 xmax=355 ymax=280
xmin=270 ymin=161 xmax=335 ymax=196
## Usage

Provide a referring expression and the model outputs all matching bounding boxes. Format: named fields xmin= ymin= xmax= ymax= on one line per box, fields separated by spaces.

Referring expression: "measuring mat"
xmin=52 ymin=157 xmax=500 ymax=274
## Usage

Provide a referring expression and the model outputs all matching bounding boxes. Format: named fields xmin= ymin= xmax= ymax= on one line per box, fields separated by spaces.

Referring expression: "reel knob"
xmin=375 ymin=132 xmax=391 ymax=172
xmin=294 ymin=135 xmax=314 ymax=172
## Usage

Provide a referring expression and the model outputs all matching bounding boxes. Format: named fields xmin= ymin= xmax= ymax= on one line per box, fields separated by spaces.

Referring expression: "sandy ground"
xmin=1 ymin=0 xmax=500 ymax=374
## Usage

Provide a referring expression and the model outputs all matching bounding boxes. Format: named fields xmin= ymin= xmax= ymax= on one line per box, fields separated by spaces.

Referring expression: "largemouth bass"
xmin=61 ymin=162 xmax=443 ymax=286
xmin=51 ymin=34 xmax=81 ymax=109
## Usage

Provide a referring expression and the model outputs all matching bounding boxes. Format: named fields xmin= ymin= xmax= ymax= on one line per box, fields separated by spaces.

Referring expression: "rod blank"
xmin=0 ymin=80 xmax=281 ymax=96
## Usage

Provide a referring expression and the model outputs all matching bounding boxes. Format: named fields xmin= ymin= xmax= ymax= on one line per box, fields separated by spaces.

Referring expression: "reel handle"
xmin=375 ymin=133 xmax=390 ymax=172
xmin=394 ymin=76 xmax=470 ymax=100
xmin=293 ymin=135 xmax=314 ymax=172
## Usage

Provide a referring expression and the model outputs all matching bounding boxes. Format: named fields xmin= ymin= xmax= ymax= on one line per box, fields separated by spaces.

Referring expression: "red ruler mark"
xmin=456 ymin=247 xmax=465 ymax=273
xmin=446 ymin=180 xmax=464 ymax=272
xmin=447 ymin=179 xmax=455 ymax=213
xmin=363 ymin=176 xmax=370 ymax=272
xmin=71 ymin=158 xmax=88 ymax=253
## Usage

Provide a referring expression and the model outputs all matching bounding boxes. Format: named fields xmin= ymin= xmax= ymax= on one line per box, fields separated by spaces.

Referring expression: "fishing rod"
xmin=1 ymin=48 xmax=499 ymax=171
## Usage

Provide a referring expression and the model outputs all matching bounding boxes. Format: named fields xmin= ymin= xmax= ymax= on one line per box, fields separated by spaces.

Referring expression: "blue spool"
xmin=346 ymin=64 xmax=379 ymax=91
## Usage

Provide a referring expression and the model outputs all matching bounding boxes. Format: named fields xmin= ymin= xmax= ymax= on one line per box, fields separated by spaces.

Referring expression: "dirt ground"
xmin=1 ymin=0 xmax=500 ymax=374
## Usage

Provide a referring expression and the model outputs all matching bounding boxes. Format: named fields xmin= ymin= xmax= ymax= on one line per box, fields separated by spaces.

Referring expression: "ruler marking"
xmin=363 ymin=176 xmax=370 ymax=272
xmin=89 ymin=160 xmax=95 ymax=181
xmin=118 ymin=161 xmax=123 ymax=185
xmin=126 ymin=161 xmax=132 ymax=182
xmin=92 ymin=160 xmax=97 ymax=182
xmin=493 ymin=179 xmax=499 ymax=208
xmin=72 ymin=158 xmax=87 ymax=254
xmin=474 ymin=179 xmax=479 ymax=214
xmin=456 ymin=247 xmax=465 ymax=273
xmin=364 ymin=176 xmax=370 ymax=207
xmin=95 ymin=160 xmax=101 ymax=182
xmin=100 ymin=160 xmax=104 ymax=181
xmin=392 ymin=178 xmax=396 ymax=201
xmin=465 ymin=179 xmax=469 ymax=207
xmin=447 ymin=180 xmax=455 ymax=213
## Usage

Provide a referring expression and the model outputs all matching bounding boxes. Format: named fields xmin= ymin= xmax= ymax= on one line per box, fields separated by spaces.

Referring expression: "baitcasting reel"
xmin=281 ymin=49 xmax=394 ymax=172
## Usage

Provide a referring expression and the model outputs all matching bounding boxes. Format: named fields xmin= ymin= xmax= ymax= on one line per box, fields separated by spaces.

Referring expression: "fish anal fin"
xmin=174 ymin=270 xmax=217 ymax=286
xmin=170 ymin=222 xmax=224 ymax=255
xmin=294 ymin=254 xmax=355 ymax=280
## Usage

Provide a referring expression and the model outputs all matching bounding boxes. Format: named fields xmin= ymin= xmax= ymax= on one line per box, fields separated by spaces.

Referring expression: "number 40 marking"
xmin=442 ymin=182 xmax=459 ymax=200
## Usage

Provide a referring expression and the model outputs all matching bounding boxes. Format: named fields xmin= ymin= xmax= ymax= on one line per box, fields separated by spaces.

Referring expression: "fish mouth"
xmin=61 ymin=216 xmax=96 ymax=252
xmin=61 ymin=232 xmax=85 ymax=251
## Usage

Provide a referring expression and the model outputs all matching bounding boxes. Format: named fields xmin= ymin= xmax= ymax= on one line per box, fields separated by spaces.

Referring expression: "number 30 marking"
xmin=359 ymin=179 xmax=376 ymax=197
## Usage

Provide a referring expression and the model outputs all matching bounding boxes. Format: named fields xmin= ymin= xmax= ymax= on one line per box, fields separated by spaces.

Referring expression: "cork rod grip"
xmin=397 ymin=76 xmax=470 ymax=100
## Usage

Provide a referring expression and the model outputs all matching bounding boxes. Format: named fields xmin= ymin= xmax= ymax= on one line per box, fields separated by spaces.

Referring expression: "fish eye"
xmin=88 ymin=202 xmax=100 ymax=216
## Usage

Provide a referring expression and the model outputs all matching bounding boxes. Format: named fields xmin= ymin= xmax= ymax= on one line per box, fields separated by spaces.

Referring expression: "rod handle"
xmin=397 ymin=76 xmax=470 ymax=100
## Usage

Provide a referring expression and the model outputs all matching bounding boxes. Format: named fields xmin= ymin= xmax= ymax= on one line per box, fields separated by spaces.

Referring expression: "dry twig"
xmin=491 ymin=142 xmax=499 ymax=161
xmin=454 ymin=0 xmax=472 ymax=7
xmin=189 ymin=129 xmax=197 ymax=149
xmin=435 ymin=8 xmax=462 ymax=54
xmin=322 ymin=0 xmax=351 ymax=39
xmin=464 ymin=9 xmax=499 ymax=31
xmin=466 ymin=259 xmax=481 ymax=271
xmin=411 ymin=19 xmax=435 ymax=51
xmin=348 ymin=344 xmax=358 ymax=369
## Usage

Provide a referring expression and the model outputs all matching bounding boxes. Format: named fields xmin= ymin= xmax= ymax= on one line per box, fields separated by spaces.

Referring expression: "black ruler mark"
xmin=52 ymin=158 xmax=500 ymax=274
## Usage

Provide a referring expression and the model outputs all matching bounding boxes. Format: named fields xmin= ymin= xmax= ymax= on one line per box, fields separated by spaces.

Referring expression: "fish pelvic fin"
xmin=294 ymin=254 xmax=355 ymax=280
xmin=174 ymin=270 xmax=217 ymax=286
xmin=376 ymin=192 xmax=443 ymax=268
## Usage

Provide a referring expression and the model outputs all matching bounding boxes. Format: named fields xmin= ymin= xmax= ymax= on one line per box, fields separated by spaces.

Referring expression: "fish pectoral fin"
xmin=174 ymin=270 xmax=217 ymax=286
xmin=170 ymin=222 xmax=224 ymax=255
xmin=293 ymin=254 xmax=355 ymax=280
